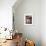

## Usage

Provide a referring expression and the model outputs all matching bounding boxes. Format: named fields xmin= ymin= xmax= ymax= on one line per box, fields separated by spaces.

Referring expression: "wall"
xmin=0 ymin=0 xmax=16 ymax=30
xmin=13 ymin=0 xmax=41 ymax=46
xmin=41 ymin=0 xmax=46 ymax=46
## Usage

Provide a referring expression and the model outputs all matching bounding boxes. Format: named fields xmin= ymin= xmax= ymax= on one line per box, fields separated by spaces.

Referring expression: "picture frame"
xmin=24 ymin=13 xmax=33 ymax=25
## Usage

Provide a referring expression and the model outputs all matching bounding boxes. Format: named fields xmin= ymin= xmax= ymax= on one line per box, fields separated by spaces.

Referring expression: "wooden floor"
xmin=0 ymin=39 xmax=16 ymax=46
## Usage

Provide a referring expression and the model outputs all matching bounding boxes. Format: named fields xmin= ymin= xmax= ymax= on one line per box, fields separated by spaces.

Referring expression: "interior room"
xmin=0 ymin=0 xmax=46 ymax=46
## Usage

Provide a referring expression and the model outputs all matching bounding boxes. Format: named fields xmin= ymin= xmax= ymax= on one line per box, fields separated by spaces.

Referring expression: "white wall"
xmin=0 ymin=0 xmax=16 ymax=30
xmin=13 ymin=0 xmax=41 ymax=46
xmin=41 ymin=0 xmax=46 ymax=46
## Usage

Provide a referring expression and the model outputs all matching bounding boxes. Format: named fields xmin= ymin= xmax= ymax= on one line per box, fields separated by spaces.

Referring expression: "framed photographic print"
xmin=24 ymin=13 xmax=33 ymax=25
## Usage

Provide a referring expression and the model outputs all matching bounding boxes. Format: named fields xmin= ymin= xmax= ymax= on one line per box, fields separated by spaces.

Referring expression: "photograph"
xmin=24 ymin=14 xmax=33 ymax=25
xmin=26 ymin=16 xmax=32 ymax=24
